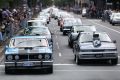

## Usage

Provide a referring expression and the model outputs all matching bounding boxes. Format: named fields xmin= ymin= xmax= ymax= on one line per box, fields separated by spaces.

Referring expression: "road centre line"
xmin=56 ymin=42 xmax=60 ymax=49
xmin=88 ymin=20 xmax=120 ymax=34
xmin=59 ymin=53 xmax=62 ymax=57
xmin=54 ymin=70 xmax=120 ymax=72
xmin=55 ymin=35 xmax=57 ymax=38
xmin=0 ymin=64 xmax=120 ymax=66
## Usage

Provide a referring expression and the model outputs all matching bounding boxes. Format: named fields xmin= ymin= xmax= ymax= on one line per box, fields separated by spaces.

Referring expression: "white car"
xmin=27 ymin=20 xmax=46 ymax=27
xmin=82 ymin=8 xmax=87 ymax=17
xmin=110 ymin=13 xmax=120 ymax=25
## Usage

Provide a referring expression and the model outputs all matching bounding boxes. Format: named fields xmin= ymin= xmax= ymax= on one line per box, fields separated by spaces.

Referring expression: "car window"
xmin=10 ymin=38 xmax=48 ymax=48
xmin=74 ymin=26 xmax=96 ymax=32
xmin=80 ymin=33 xmax=111 ymax=43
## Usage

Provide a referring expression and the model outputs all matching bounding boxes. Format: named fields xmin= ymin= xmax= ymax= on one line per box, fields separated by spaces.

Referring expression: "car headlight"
xmin=7 ymin=55 xmax=13 ymax=60
xmin=45 ymin=54 xmax=50 ymax=60
xmin=15 ymin=55 xmax=19 ymax=60
xmin=38 ymin=55 xmax=42 ymax=59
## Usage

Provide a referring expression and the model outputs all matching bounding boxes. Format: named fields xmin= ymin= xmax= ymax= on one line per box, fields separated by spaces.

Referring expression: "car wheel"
xmin=63 ymin=32 xmax=66 ymax=35
xmin=111 ymin=58 xmax=118 ymax=65
xmin=74 ymin=55 xmax=76 ymax=61
xmin=109 ymin=21 xmax=112 ymax=24
xmin=60 ymin=28 xmax=62 ymax=31
xmin=47 ymin=21 xmax=49 ymax=24
xmin=112 ymin=23 xmax=115 ymax=26
xmin=69 ymin=43 xmax=73 ymax=48
xmin=48 ymin=65 xmax=53 ymax=73
xmin=5 ymin=67 xmax=10 ymax=74
xmin=75 ymin=56 xmax=80 ymax=65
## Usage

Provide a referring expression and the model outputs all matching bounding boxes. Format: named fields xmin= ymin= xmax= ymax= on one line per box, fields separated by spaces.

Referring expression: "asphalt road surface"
xmin=0 ymin=12 xmax=120 ymax=80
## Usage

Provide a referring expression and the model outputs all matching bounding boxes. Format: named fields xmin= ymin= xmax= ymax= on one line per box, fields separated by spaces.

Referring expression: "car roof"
xmin=73 ymin=25 xmax=96 ymax=32
xmin=12 ymin=36 xmax=47 ymax=39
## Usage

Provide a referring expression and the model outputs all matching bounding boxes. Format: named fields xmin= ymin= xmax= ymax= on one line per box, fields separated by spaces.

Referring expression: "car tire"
xmin=111 ymin=58 xmax=118 ymax=65
xmin=74 ymin=55 xmax=76 ymax=61
xmin=75 ymin=56 xmax=80 ymax=65
xmin=48 ymin=65 xmax=53 ymax=73
xmin=112 ymin=23 xmax=115 ymax=26
xmin=60 ymin=28 xmax=62 ymax=32
xmin=63 ymin=32 xmax=66 ymax=35
xmin=109 ymin=21 xmax=112 ymax=24
xmin=47 ymin=21 xmax=49 ymax=24
xmin=5 ymin=67 xmax=9 ymax=74
xmin=69 ymin=43 xmax=73 ymax=48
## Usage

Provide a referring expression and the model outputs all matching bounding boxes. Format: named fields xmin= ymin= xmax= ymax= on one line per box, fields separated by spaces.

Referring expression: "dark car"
xmin=24 ymin=26 xmax=53 ymax=50
xmin=68 ymin=25 xmax=96 ymax=47
xmin=73 ymin=32 xmax=118 ymax=65
xmin=62 ymin=18 xmax=82 ymax=35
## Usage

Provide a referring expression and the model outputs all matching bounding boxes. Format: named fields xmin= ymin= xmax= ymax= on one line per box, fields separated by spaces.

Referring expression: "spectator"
xmin=0 ymin=25 xmax=3 ymax=45
xmin=0 ymin=9 xmax=3 ymax=25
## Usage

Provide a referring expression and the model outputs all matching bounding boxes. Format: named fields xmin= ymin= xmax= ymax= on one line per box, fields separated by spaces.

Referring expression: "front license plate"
xmin=95 ymin=54 xmax=103 ymax=58
xmin=23 ymin=61 xmax=33 ymax=67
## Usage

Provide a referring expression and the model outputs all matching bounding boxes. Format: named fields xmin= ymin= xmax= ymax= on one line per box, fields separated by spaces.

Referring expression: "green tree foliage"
xmin=54 ymin=0 xmax=75 ymax=7
xmin=41 ymin=0 xmax=53 ymax=7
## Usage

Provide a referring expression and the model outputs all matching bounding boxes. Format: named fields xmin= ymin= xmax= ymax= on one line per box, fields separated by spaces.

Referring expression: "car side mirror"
xmin=113 ymin=40 xmax=116 ymax=43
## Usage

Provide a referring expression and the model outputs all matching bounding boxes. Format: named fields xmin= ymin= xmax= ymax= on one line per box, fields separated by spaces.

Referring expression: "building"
xmin=75 ymin=0 xmax=120 ymax=10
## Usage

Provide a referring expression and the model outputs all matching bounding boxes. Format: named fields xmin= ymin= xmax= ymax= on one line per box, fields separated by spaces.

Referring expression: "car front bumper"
xmin=78 ymin=52 xmax=118 ymax=60
xmin=5 ymin=60 xmax=53 ymax=69
xmin=112 ymin=21 xmax=120 ymax=24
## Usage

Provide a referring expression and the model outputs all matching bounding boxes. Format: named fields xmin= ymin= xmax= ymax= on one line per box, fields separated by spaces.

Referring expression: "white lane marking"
xmin=89 ymin=20 xmax=120 ymax=34
xmin=55 ymin=70 xmax=120 ymax=72
xmin=118 ymin=56 xmax=120 ymax=58
xmin=55 ymin=35 xmax=57 ymax=38
xmin=53 ymin=64 xmax=120 ymax=66
xmin=56 ymin=42 xmax=60 ymax=49
xmin=2 ymin=63 xmax=119 ymax=66
xmin=59 ymin=53 xmax=62 ymax=57
xmin=54 ymin=64 xmax=75 ymax=66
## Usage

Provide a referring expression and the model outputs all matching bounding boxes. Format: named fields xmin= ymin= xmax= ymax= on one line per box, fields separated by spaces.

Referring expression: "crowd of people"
xmin=0 ymin=7 xmax=30 ymax=45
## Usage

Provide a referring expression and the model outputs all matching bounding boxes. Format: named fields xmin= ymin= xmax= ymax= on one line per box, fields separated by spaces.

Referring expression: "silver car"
xmin=73 ymin=32 xmax=118 ymax=65
xmin=68 ymin=25 xmax=96 ymax=47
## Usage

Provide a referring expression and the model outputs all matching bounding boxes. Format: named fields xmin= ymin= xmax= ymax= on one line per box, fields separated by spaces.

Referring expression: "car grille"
xmin=15 ymin=54 xmax=51 ymax=61
xmin=64 ymin=26 xmax=71 ymax=29
xmin=80 ymin=53 xmax=116 ymax=58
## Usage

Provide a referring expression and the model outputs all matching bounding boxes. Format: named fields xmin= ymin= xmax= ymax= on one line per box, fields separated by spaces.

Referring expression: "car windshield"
xmin=80 ymin=33 xmax=112 ymax=43
xmin=74 ymin=26 xmax=96 ymax=32
xmin=64 ymin=19 xmax=76 ymax=26
xmin=30 ymin=27 xmax=50 ymax=35
xmin=28 ymin=21 xmax=44 ymax=26
xmin=114 ymin=14 xmax=120 ymax=17
xmin=10 ymin=38 xmax=48 ymax=48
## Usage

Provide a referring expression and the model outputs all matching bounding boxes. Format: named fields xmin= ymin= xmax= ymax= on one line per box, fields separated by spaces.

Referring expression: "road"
xmin=0 ymin=12 xmax=120 ymax=80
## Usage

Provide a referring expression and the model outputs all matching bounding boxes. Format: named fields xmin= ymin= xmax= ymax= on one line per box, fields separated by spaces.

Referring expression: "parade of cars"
xmin=3 ymin=7 xmax=119 ymax=75
xmin=5 ymin=36 xmax=53 ymax=74
xmin=73 ymin=32 xmax=118 ymax=65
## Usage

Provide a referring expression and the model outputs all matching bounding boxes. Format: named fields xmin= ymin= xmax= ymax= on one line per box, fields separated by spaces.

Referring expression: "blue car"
xmin=4 ymin=36 xmax=53 ymax=74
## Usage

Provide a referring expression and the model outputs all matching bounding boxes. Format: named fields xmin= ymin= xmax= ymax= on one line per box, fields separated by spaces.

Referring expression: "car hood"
xmin=80 ymin=42 xmax=116 ymax=50
xmin=5 ymin=47 xmax=52 ymax=54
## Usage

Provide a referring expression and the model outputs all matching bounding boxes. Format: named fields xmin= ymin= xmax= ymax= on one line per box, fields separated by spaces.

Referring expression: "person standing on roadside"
xmin=0 ymin=9 xmax=3 ymax=25
xmin=0 ymin=25 xmax=3 ymax=46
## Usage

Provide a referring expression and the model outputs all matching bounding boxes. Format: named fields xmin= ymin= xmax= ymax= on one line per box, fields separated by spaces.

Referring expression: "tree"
xmin=54 ymin=0 xmax=75 ymax=7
